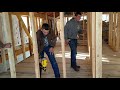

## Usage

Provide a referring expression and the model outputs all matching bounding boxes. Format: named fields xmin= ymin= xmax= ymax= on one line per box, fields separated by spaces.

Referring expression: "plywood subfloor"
xmin=1 ymin=40 xmax=120 ymax=78
xmin=102 ymin=41 xmax=120 ymax=78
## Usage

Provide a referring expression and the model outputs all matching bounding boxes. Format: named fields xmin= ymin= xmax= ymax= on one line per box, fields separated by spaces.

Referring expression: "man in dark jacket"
xmin=0 ymin=41 xmax=11 ymax=51
xmin=64 ymin=12 xmax=84 ymax=71
xmin=36 ymin=23 xmax=60 ymax=78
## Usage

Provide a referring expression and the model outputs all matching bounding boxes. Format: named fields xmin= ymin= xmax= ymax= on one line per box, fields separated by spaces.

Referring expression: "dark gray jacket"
xmin=64 ymin=18 xmax=82 ymax=40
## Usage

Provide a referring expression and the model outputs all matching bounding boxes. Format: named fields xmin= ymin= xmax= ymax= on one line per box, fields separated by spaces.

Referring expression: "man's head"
xmin=74 ymin=12 xmax=82 ymax=21
xmin=41 ymin=23 xmax=50 ymax=36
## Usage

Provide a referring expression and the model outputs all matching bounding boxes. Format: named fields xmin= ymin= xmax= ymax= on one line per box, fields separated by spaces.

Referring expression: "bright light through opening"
xmin=55 ymin=51 xmax=89 ymax=60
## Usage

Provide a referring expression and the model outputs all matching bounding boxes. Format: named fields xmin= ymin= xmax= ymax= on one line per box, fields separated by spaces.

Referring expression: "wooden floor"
xmin=102 ymin=41 xmax=120 ymax=78
xmin=1 ymin=40 xmax=120 ymax=78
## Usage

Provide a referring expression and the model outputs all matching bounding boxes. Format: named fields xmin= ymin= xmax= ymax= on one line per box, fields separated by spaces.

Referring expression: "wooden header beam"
xmin=10 ymin=12 xmax=46 ymax=18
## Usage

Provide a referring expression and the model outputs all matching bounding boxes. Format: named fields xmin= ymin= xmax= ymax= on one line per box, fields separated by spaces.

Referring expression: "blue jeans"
xmin=40 ymin=45 xmax=60 ymax=78
xmin=69 ymin=39 xmax=77 ymax=67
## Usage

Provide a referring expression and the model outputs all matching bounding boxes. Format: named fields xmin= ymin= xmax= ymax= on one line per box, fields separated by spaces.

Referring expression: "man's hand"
xmin=49 ymin=47 xmax=54 ymax=55
xmin=77 ymin=35 xmax=79 ymax=39
xmin=65 ymin=39 xmax=70 ymax=45
xmin=4 ymin=43 xmax=11 ymax=48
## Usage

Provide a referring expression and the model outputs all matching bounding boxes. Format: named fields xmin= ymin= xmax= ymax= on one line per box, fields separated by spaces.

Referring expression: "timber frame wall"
xmin=0 ymin=12 xmax=107 ymax=78
xmin=0 ymin=12 xmax=58 ymax=78
xmin=108 ymin=12 xmax=120 ymax=52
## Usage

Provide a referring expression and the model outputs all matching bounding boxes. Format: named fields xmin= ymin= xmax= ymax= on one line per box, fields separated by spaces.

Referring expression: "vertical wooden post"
xmin=115 ymin=13 xmax=120 ymax=51
xmin=87 ymin=12 xmax=90 ymax=56
xmin=115 ymin=12 xmax=120 ymax=51
xmin=35 ymin=17 xmax=38 ymax=31
xmin=41 ymin=18 xmax=43 ymax=26
xmin=82 ymin=12 xmax=85 ymax=45
xmin=29 ymin=12 xmax=40 ymax=78
xmin=109 ymin=12 xmax=113 ymax=47
xmin=95 ymin=12 xmax=102 ymax=78
xmin=89 ymin=13 xmax=92 ymax=61
xmin=90 ymin=12 xmax=96 ymax=78
xmin=90 ymin=12 xmax=102 ymax=78
xmin=8 ymin=13 xmax=17 ymax=60
xmin=19 ymin=19 xmax=26 ymax=60
xmin=83 ymin=12 xmax=85 ymax=30
xmin=27 ymin=16 xmax=32 ymax=56
xmin=112 ymin=12 xmax=116 ymax=50
xmin=60 ymin=12 xmax=66 ymax=78
xmin=111 ymin=13 xmax=114 ymax=48
xmin=2 ymin=12 xmax=16 ymax=78
xmin=118 ymin=12 xmax=120 ymax=49
xmin=38 ymin=17 xmax=40 ymax=29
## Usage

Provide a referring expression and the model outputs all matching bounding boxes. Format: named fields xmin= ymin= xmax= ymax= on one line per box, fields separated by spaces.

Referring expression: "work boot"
xmin=71 ymin=66 xmax=80 ymax=71
xmin=71 ymin=65 xmax=80 ymax=68
xmin=76 ymin=65 xmax=80 ymax=68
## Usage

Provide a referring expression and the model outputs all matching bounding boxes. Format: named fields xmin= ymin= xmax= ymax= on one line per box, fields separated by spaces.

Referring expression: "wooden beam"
xmin=35 ymin=17 xmax=38 ymax=31
xmin=82 ymin=12 xmax=85 ymax=46
xmin=37 ymin=17 xmax=40 ymax=29
xmin=27 ymin=16 xmax=33 ymax=56
xmin=112 ymin=12 xmax=116 ymax=50
xmin=109 ymin=12 xmax=113 ymax=47
xmin=83 ymin=12 xmax=85 ymax=30
xmin=90 ymin=12 xmax=96 ymax=78
xmin=19 ymin=20 xmax=26 ymax=60
xmin=87 ymin=12 xmax=90 ymax=56
xmin=111 ymin=13 xmax=114 ymax=49
xmin=119 ymin=12 xmax=120 ymax=49
xmin=15 ymin=46 xmax=29 ymax=56
xmin=10 ymin=12 xmax=45 ymax=18
xmin=29 ymin=12 xmax=40 ymax=78
xmin=60 ymin=12 xmax=67 ymax=78
xmin=10 ymin=12 xmax=29 ymax=16
xmin=16 ymin=15 xmax=33 ymax=45
xmin=115 ymin=12 xmax=120 ymax=51
xmin=95 ymin=12 xmax=102 ymax=78
xmin=91 ymin=12 xmax=102 ymax=78
xmin=2 ymin=12 xmax=16 ymax=78
xmin=34 ymin=13 xmax=46 ymax=18
xmin=8 ymin=13 xmax=17 ymax=60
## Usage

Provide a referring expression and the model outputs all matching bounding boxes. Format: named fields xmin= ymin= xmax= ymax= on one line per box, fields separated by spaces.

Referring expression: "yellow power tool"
xmin=41 ymin=58 xmax=48 ymax=71
xmin=39 ymin=57 xmax=48 ymax=78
